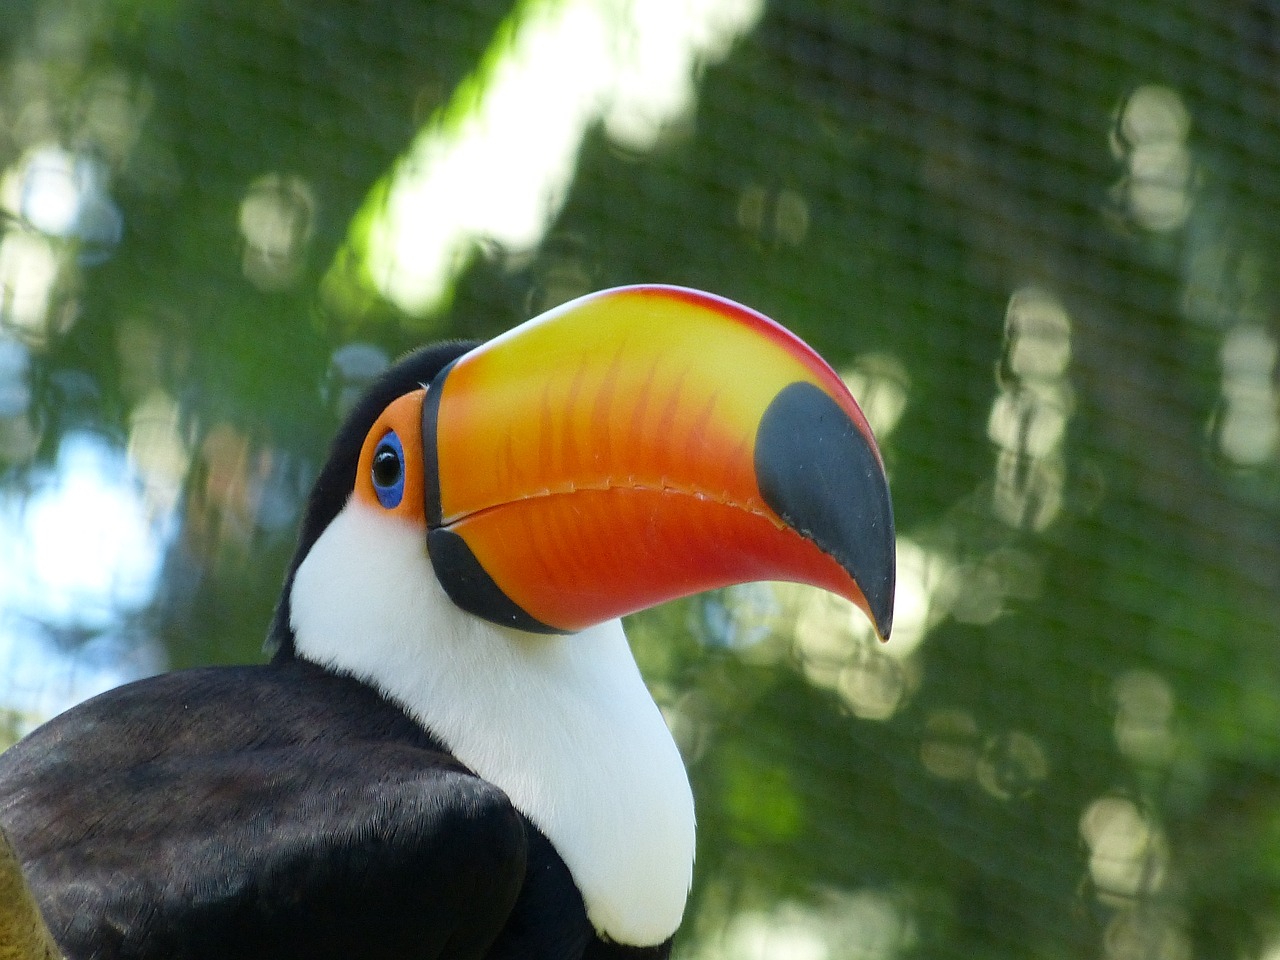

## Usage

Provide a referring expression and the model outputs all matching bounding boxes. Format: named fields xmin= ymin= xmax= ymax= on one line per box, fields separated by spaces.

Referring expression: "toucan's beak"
xmin=422 ymin=285 xmax=895 ymax=640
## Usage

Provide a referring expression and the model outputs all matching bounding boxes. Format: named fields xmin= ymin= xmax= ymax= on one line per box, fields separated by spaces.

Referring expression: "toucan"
xmin=0 ymin=285 xmax=894 ymax=960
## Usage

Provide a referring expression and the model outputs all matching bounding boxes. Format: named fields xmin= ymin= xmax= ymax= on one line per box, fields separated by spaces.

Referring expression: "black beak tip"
xmin=755 ymin=381 xmax=897 ymax=640
xmin=868 ymin=562 xmax=896 ymax=642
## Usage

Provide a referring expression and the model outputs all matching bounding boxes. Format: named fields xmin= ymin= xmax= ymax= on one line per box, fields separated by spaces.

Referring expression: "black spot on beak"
xmin=754 ymin=382 xmax=896 ymax=638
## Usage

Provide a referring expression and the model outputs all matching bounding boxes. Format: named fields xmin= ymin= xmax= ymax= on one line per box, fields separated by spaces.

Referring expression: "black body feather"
xmin=0 ymin=661 xmax=670 ymax=959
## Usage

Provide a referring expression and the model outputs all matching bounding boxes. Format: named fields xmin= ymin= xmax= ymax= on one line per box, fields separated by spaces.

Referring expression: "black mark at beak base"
xmin=426 ymin=529 xmax=561 ymax=635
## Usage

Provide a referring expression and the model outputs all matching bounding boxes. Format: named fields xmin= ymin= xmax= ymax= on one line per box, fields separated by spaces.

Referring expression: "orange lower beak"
xmin=422 ymin=285 xmax=895 ymax=639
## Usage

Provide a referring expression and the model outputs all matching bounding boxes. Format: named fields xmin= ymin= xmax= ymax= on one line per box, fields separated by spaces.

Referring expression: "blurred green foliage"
xmin=2 ymin=1 xmax=1280 ymax=958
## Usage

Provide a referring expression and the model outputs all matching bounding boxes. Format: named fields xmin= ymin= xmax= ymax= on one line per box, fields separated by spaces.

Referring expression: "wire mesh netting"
xmin=2 ymin=0 xmax=1280 ymax=957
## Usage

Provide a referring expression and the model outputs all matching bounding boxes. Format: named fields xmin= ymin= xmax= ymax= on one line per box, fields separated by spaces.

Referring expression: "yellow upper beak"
xmin=422 ymin=285 xmax=895 ymax=639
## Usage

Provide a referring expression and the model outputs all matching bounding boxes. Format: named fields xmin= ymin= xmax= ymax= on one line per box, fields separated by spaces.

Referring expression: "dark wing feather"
xmin=0 ymin=663 xmax=527 ymax=960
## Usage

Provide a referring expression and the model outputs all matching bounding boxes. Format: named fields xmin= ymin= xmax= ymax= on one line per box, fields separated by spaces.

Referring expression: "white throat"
xmin=290 ymin=501 xmax=695 ymax=947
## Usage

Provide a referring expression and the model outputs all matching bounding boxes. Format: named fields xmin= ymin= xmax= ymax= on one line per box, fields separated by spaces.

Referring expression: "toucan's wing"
xmin=0 ymin=668 xmax=529 ymax=960
xmin=28 ymin=746 xmax=526 ymax=960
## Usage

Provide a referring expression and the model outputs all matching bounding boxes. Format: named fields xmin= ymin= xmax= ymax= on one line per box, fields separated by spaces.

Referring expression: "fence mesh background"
xmin=3 ymin=1 xmax=1280 ymax=957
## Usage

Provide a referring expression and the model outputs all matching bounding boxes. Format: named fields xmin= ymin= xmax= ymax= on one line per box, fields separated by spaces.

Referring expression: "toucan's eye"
xmin=371 ymin=430 xmax=405 ymax=509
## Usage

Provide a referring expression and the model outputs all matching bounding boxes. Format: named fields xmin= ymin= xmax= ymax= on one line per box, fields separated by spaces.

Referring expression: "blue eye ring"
xmin=371 ymin=430 xmax=405 ymax=509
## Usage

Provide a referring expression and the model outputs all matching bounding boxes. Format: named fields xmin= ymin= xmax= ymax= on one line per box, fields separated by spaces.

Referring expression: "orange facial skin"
xmin=353 ymin=389 xmax=428 ymax=526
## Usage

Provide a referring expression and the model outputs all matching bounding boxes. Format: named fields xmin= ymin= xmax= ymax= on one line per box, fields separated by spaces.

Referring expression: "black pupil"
xmin=372 ymin=446 xmax=402 ymax=487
